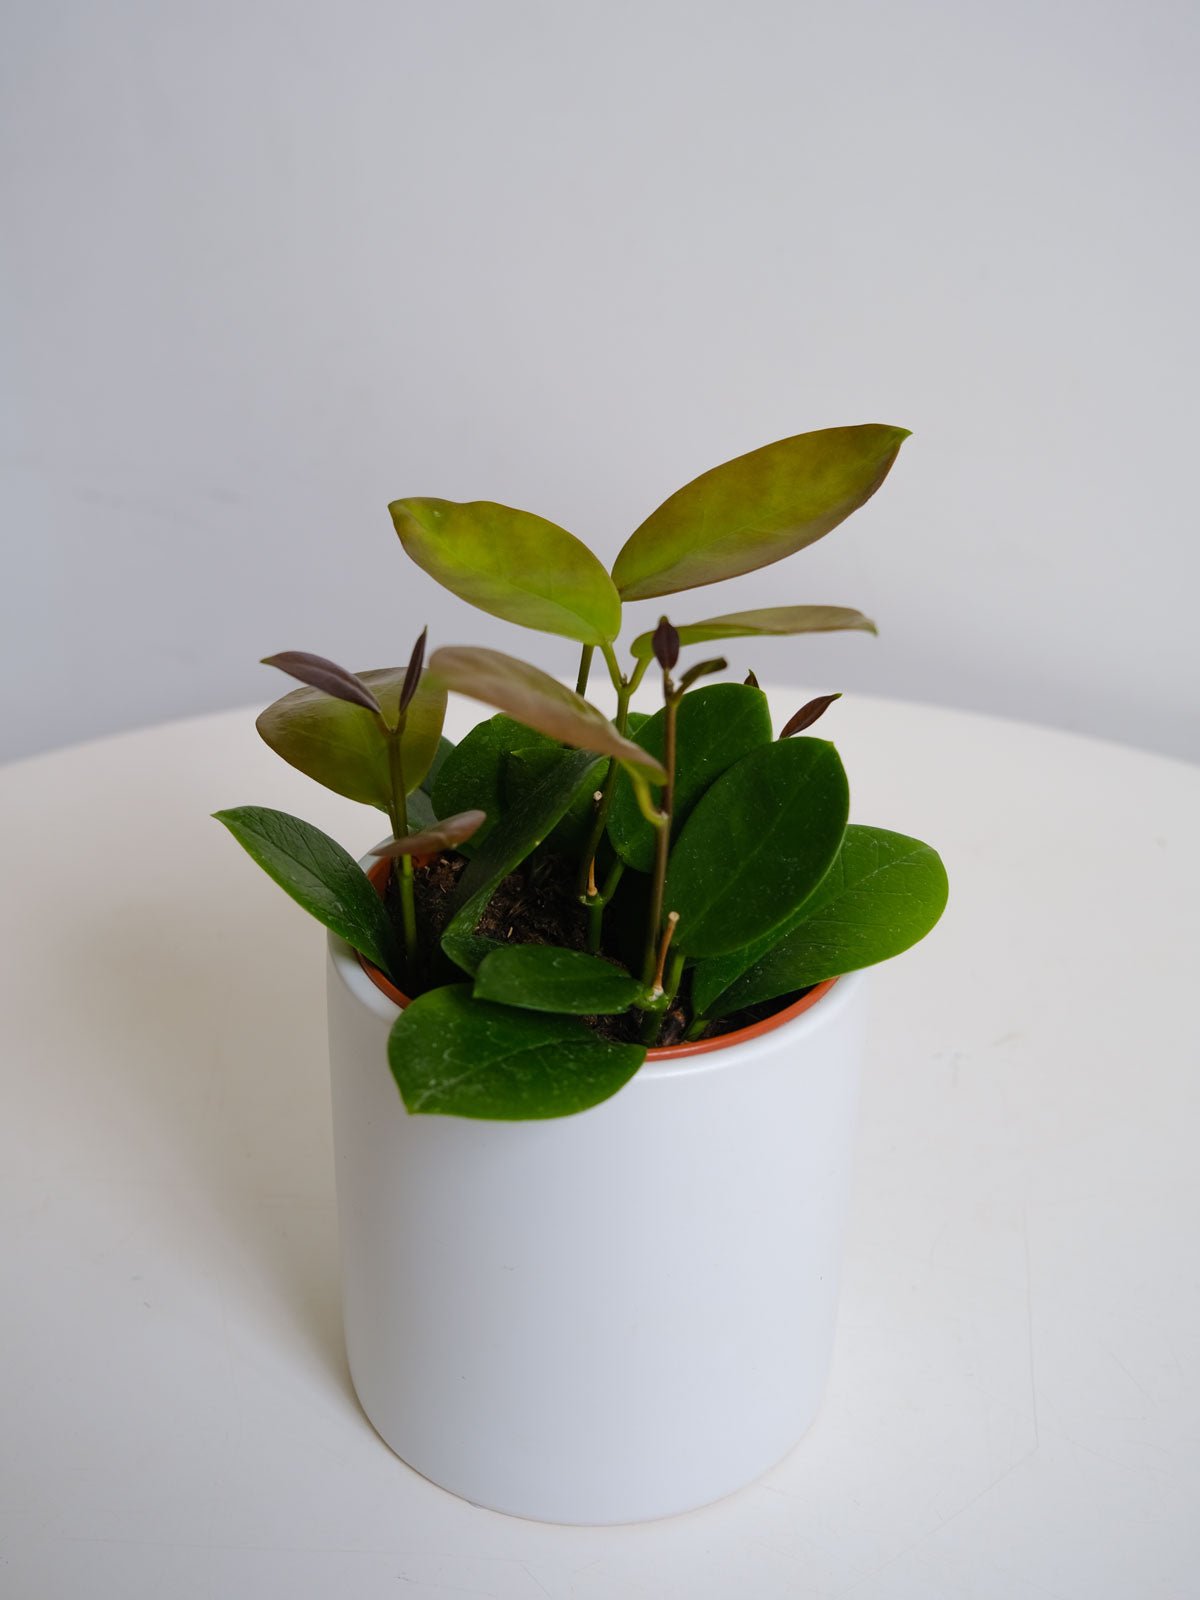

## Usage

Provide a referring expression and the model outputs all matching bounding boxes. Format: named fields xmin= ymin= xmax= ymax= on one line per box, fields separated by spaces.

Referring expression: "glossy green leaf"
xmin=405 ymin=788 xmax=438 ymax=832
xmin=214 ymin=806 xmax=401 ymax=977
xmin=421 ymin=735 xmax=455 ymax=797
xmin=629 ymin=605 xmax=877 ymax=660
xmin=665 ymin=738 xmax=849 ymax=957
xmin=612 ymin=425 xmax=909 ymax=601
xmin=607 ymin=683 xmax=773 ymax=873
xmin=388 ymin=985 xmax=644 ymax=1119
xmin=676 ymin=657 xmax=727 ymax=692
xmin=429 ymin=646 xmax=665 ymax=781
xmin=256 ymin=667 xmax=447 ymax=810
xmin=474 ymin=946 xmax=642 ymax=1014
xmin=700 ymin=826 xmax=949 ymax=1017
xmin=442 ymin=749 xmax=607 ymax=974
xmin=391 ymin=497 xmax=622 ymax=645
xmin=504 ymin=744 xmax=604 ymax=853
xmin=431 ymin=715 xmax=551 ymax=847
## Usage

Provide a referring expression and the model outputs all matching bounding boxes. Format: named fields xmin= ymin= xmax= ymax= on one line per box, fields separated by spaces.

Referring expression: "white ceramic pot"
xmin=327 ymin=913 xmax=866 ymax=1525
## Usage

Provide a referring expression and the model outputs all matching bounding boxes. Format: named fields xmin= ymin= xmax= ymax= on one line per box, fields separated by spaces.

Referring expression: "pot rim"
xmin=355 ymin=854 xmax=842 ymax=1063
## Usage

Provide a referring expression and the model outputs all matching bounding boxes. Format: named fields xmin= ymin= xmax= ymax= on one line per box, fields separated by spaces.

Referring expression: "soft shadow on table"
xmin=68 ymin=890 xmax=361 ymax=1414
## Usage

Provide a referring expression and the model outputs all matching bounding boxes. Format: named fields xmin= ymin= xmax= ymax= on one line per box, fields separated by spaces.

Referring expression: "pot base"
xmin=351 ymin=1362 xmax=829 ymax=1524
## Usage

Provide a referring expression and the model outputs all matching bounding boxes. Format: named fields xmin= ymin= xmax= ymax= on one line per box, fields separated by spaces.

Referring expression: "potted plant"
xmin=216 ymin=423 xmax=948 ymax=1524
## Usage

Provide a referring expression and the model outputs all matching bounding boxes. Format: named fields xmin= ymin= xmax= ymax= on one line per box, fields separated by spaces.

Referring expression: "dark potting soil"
xmin=391 ymin=850 xmax=808 ymax=1047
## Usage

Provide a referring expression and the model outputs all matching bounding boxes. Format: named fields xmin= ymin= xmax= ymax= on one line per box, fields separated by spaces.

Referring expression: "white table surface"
xmin=2 ymin=690 xmax=1198 ymax=1600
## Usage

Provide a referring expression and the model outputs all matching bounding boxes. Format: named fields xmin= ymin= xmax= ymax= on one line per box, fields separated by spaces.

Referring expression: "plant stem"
xmin=600 ymin=640 xmax=624 ymax=698
xmin=585 ymin=857 xmax=625 ymax=954
xmin=652 ymin=911 xmax=680 ymax=993
xmin=575 ymin=645 xmax=594 ymax=696
xmin=385 ymin=723 xmax=419 ymax=978
xmin=641 ymin=686 xmax=678 ymax=986
xmin=576 ymin=678 xmax=632 ymax=896
xmin=638 ymin=940 xmax=684 ymax=1046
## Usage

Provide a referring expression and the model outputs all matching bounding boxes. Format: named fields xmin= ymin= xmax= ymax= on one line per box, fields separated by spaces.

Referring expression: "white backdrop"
xmin=3 ymin=0 xmax=1198 ymax=764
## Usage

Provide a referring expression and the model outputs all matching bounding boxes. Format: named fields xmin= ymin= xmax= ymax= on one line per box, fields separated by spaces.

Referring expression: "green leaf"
xmin=700 ymin=825 xmax=949 ymax=1017
xmin=607 ymin=683 xmax=773 ymax=874
xmin=474 ymin=946 xmax=642 ymax=1014
xmin=440 ymin=929 xmax=507 ymax=976
xmin=665 ymin=738 xmax=849 ymax=957
xmin=256 ymin=667 xmax=447 ymax=810
xmin=612 ymin=425 xmax=909 ymax=601
xmin=441 ymin=748 xmax=607 ymax=974
xmin=431 ymin=715 xmax=551 ymax=847
xmin=391 ymin=497 xmax=622 ymax=645
xmin=214 ymin=806 xmax=402 ymax=977
xmin=429 ymin=646 xmax=665 ymax=781
xmin=388 ymin=985 xmax=645 ymax=1119
xmin=629 ymin=605 xmax=877 ymax=660
xmin=421 ymin=735 xmax=455 ymax=796
xmin=504 ymin=744 xmax=604 ymax=853
xmin=405 ymin=788 xmax=438 ymax=833
xmin=676 ymin=656 xmax=728 ymax=692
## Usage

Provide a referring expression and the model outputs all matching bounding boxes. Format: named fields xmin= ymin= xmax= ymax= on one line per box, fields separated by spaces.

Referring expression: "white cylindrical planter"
xmin=327 ymin=927 xmax=866 ymax=1525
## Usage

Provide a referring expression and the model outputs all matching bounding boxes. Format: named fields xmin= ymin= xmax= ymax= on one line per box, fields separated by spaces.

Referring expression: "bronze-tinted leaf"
xmin=399 ymin=627 xmax=428 ymax=714
xmin=257 ymin=667 xmax=447 ymax=808
xmin=780 ymin=692 xmax=842 ymax=737
xmin=629 ymin=605 xmax=876 ymax=660
xmin=391 ymin=497 xmax=622 ymax=645
xmin=428 ymin=646 xmax=665 ymax=781
xmin=261 ymin=650 xmax=382 ymax=715
xmin=613 ymin=425 xmax=909 ymax=601
xmin=370 ymin=809 xmax=487 ymax=857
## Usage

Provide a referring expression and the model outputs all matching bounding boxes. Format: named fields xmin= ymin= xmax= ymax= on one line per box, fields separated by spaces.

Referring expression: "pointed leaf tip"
xmin=388 ymin=986 xmax=644 ymax=1119
xmin=399 ymin=627 xmax=428 ymax=715
xmin=261 ymin=651 xmax=383 ymax=715
xmin=780 ymin=692 xmax=842 ymax=738
xmin=613 ymin=425 xmax=909 ymax=601
xmin=630 ymin=606 xmax=877 ymax=660
xmin=256 ymin=666 xmax=447 ymax=807
xmin=677 ymin=657 xmax=727 ymax=691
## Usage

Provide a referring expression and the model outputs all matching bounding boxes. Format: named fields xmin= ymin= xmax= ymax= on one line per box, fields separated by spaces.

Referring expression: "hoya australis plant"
xmin=217 ymin=424 xmax=947 ymax=1121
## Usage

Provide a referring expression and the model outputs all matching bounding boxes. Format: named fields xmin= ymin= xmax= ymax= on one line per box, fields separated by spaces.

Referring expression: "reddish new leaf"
xmin=780 ymin=692 xmax=842 ymax=738
xmin=262 ymin=651 xmax=382 ymax=716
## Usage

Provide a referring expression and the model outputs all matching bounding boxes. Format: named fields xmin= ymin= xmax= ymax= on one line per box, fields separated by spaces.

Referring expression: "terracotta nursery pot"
xmin=325 ymin=851 xmax=867 ymax=1525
